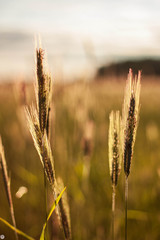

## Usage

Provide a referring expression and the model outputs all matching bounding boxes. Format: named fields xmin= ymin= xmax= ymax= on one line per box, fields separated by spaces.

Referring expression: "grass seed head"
xmin=25 ymin=106 xmax=56 ymax=187
xmin=123 ymin=69 xmax=141 ymax=177
xmin=36 ymin=46 xmax=52 ymax=136
xmin=42 ymin=132 xmax=56 ymax=186
xmin=108 ymin=111 xmax=122 ymax=187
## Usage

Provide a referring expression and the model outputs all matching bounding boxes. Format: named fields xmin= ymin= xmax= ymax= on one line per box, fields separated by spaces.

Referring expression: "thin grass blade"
xmin=0 ymin=217 xmax=35 ymax=240
xmin=40 ymin=187 xmax=66 ymax=240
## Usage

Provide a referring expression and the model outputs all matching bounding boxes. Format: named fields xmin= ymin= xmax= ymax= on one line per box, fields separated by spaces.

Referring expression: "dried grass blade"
xmin=0 ymin=136 xmax=19 ymax=240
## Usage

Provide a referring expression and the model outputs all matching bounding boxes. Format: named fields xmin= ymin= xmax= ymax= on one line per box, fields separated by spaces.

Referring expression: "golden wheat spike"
xmin=42 ymin=132 xmax=56 ymax=186
xmin=123 ymin=69 xmax=141 ymax=240
xmin=45 ymin=72 xmax=52 ymax=137
xmin=108 ymin=111 xmax=122 ymax=240
xmin=25 ymin=106 xmax=55 ymax=187
xmin=36 ymin=48 xmax=47 ymax=134
xmin=25 ymin=106 xmax=43 ymax=160
xmin=26 ymin=43 xmax=71 ymax=239
xmin=108 ymin=110 xmax=122 ymax=187
xmin=35 ymin=45 xmax=52 ymax=136
xmin=123 ymin=69 xmax=141 ymax=177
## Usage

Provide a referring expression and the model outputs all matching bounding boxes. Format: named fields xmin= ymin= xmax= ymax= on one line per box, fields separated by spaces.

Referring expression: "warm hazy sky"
xmin=0 ymin=0 xmax=160 ymax=79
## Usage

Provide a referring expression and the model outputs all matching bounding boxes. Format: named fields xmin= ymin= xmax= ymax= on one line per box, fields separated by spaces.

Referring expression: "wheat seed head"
xmin=25 ymin=106 xmax=42 ymax=160
xmin=108 ymin=110 xmax=122 ymax=187
xmin=42 ymin=132 xmax=56 ymax=186
xmin=123 ymin=69 xmax=141 ymax=177
xmin=25 ymin=106 xmax=55 ymax=187
xmin=36 ymin=47 xmax=48 ymax=134
xmin=35 ymin=41 xmax=52 ymax=135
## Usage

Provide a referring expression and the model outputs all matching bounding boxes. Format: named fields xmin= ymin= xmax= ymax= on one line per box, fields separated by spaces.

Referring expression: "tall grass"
xmin=0 ymin=136 xmax=18 ymax=240
xmin=122 ymin=69 xmax=141 ymax=240
xmin=26 ymin=43 xmax=71 ymax=239
xmin=108 ymin=111 xmax=122 ymax=240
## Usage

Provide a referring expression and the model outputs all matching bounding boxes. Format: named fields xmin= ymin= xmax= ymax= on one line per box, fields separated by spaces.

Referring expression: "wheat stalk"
xmin=122 ymin=69 xmax=141 ymax=240
xmin=26 ymin=43 xmax=57 ymax=233
xmin=35 ymin=45 xmax=52 ymax=237
xmin=26 ymin=43 xmax=71 ymax=239
xmin=108 ymin=110 xmax=122 ymax=240
xmin=0 ymin=136 xmax=19 ymax=240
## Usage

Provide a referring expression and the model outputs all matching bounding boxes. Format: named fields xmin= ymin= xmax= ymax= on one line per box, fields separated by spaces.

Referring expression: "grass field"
xmin=0 ymin=77 xmax=160 ymax=240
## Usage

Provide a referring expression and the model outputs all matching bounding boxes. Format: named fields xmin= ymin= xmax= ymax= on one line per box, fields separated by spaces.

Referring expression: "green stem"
xmin=125 ymin=176 xmax=128 ymax=240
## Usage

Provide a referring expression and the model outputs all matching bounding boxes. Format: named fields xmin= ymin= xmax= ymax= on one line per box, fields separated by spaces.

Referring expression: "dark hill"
xmin=96 ymin=59 xmax=160 ymax=78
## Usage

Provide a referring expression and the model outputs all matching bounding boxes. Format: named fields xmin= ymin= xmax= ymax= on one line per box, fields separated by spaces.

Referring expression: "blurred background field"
xmin=0 ymin=77 xmax=160 ymax=239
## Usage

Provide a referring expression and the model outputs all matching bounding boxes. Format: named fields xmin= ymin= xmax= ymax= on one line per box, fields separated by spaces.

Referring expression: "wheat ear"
xmin=122 ymin=69 xmax=141 ymax=240
xmin=36 ymin=47 xmax=52 ymax=136
xmin=0 ymin=136 xmax=19 ymax=240
xmin=26 ymin=44 xmax=70 ymax=239
xmin=108 ymin=111 xmax=122 ymax=240
xmin=25 ymin=106 xmax=56 ymax=189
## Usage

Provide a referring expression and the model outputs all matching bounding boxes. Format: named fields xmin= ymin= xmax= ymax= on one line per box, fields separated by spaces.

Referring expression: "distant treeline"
xmin=96 ymin=59 xmax=160 ymax=79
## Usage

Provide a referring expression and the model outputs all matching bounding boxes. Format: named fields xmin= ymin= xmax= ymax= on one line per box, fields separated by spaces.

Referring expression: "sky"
xmin=0 ymin=0 xmax=160 ymax=80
